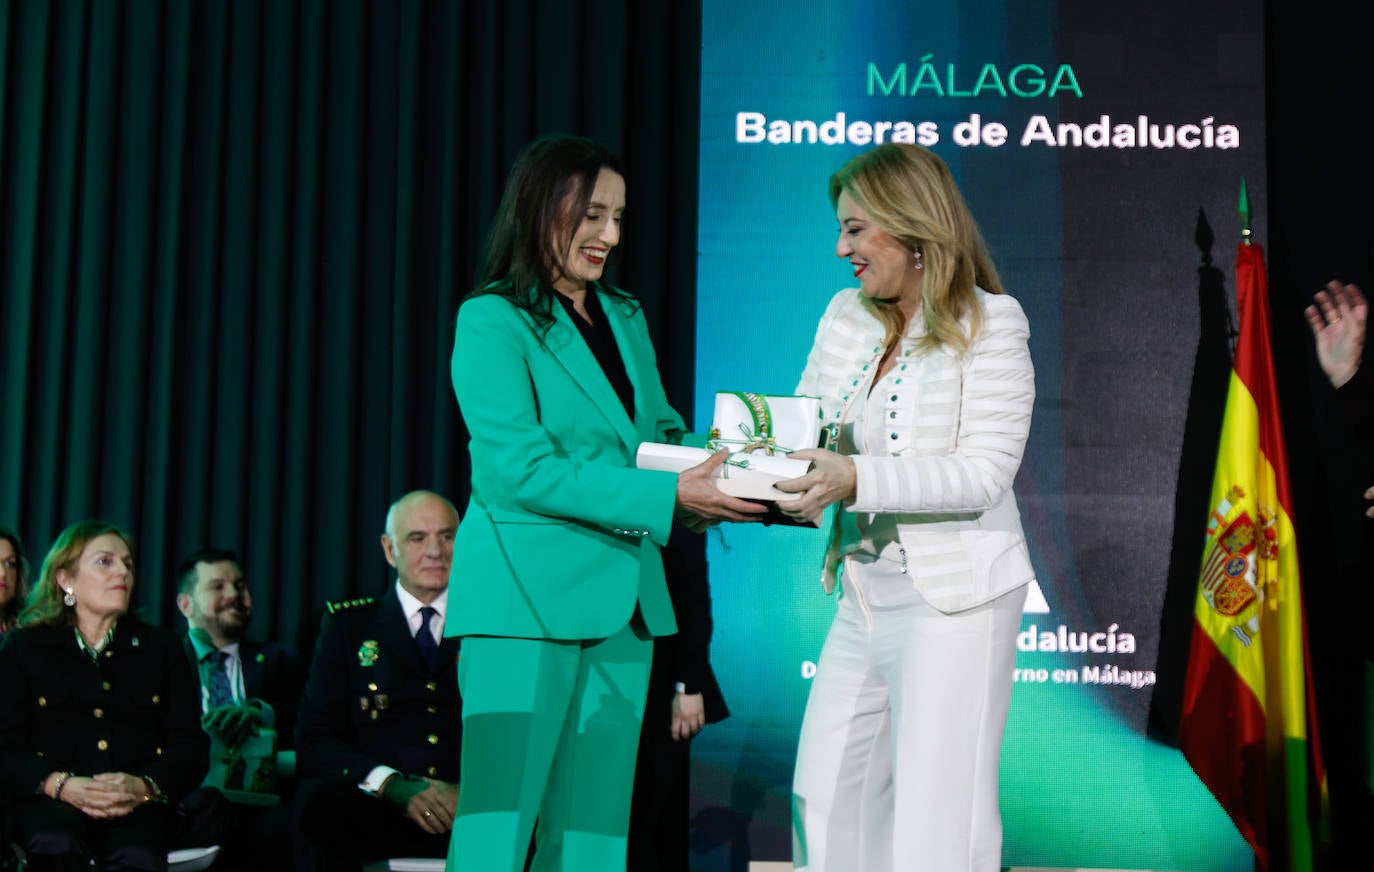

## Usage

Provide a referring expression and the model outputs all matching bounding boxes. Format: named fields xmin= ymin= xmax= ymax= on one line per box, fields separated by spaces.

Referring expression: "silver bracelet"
xmin=52 ymin=771 xmax=74 ymax=801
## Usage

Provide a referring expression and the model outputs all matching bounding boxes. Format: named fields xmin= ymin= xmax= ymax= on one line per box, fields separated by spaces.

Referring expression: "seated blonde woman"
xmin=0 ymin=521 xmax=207 ymax=871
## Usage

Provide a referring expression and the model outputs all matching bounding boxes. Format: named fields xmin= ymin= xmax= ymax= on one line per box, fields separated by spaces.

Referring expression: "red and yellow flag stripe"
xmin=1178 ymin=242 xmax=1327 ymax=872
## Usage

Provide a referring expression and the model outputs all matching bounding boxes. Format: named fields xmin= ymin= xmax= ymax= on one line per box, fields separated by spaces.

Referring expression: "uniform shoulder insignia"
xmin=326 ymin=596 xmax=377 ymax=615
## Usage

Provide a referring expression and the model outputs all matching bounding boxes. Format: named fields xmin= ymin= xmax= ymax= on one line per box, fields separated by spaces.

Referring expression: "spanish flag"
xmin=1178 ymin=240 xmax=1328 ymax=871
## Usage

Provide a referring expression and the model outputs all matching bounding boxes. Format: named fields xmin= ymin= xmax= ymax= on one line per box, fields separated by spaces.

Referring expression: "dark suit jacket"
xmin=0 ymin=616 xmax=208 ymax=803
xmin=628 ymin=525 xmax=729 ymax=871
xmin=1317 ymin=362 xmax=1374 ymax=584
xmin=1335 ymin=363 xmax=1373 ymax=437
xmin=657 ymin=526 xmax=728 ymax=723
xmin=295 ymin=591 xmax=461 ymax=783
xmin=182 ymin=636 xmax=303 ymax=750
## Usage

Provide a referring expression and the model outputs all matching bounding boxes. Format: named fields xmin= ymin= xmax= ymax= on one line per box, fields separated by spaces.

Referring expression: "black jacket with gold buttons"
xmin=295 ymin=591 xmax=461 ymax=783
xmin=0 ymin=615 xmax=209 ymax=802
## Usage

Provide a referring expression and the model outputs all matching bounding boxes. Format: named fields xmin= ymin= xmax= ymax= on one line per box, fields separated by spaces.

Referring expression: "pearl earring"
xmin=63 ymin=587 xmax=76 ymax=607
xmin=913 ymin=249 xmax=924 ymax=270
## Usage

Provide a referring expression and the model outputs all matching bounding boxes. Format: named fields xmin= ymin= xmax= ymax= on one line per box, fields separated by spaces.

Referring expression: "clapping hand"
xmin=1304 ymin=280 xmax=1366 ymax=388
xmin=202 ymin=703 xmax=265 ymax=749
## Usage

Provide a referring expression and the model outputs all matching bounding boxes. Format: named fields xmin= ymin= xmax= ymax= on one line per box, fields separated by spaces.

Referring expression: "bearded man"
xmin=174 ymin=548 xmax=302 ymax=872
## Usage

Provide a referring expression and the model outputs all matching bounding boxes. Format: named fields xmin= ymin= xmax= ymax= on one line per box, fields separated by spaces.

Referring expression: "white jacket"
xmin=796 ymin=287 xmax=1037 ymax=613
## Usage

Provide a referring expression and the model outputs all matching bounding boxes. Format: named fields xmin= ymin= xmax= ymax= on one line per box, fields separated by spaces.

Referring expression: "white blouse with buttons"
xmin=796 ymin=286 xmax=1035 ymax=518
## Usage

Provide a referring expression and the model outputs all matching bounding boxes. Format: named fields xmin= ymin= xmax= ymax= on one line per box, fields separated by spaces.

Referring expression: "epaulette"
xmin=326 ymin=596 xmax=377 ymax=614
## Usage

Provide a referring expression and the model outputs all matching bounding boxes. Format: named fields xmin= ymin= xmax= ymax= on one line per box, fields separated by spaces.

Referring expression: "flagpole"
xmin=1180 ymin=185 xmax=1331 ymax=870
xmin=1239 ymin=177 xmax=1252 ymax=246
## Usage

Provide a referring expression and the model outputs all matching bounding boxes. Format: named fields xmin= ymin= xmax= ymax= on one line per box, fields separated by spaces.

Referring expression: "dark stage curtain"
xmin=1264 ymin=1 xmax=1374 ymax=866
xmin=0 ymin=0 xmax=704 ymax=648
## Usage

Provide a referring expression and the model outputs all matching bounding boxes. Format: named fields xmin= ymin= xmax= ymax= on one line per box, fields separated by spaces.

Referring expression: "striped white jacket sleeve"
xmin=849 ymin=294 xmax=1035 ymax=514
xmin=796 ymin=289 xmax=852 ymax=400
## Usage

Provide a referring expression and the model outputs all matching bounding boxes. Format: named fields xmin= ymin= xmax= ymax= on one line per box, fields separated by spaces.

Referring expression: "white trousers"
xmin=792 ymin=555 xmax=1026 ymax=872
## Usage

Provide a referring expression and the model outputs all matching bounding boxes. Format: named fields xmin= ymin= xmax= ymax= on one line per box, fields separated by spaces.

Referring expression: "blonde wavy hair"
xmin=19 ymin=521 xmax=134 ymax=629
xmin=829 ymin=143 xmax=1003 ymax=355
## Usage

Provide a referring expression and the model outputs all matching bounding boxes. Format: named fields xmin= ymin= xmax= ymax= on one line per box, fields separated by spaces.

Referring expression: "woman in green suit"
xmin=444 ymin=135 xmax=763 ymax=872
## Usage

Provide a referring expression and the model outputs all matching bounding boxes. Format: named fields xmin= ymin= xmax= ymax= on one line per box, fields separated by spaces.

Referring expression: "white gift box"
xmin=635 ymin=443 xmax=811 ymax=502
xmin=708 ymin=392 xmax=823 ymax=455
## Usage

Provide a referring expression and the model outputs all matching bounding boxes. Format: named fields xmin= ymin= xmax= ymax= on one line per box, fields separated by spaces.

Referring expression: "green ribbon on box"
xmin=709 ymin=392 xmax=795 ymax=455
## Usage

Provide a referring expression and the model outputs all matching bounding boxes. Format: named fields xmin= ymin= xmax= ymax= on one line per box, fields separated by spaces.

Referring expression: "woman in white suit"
xmin=778 ymin=143 xmax=1036 ymax=872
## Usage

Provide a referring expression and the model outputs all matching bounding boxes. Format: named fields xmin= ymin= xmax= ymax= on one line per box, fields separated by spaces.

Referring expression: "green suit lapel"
xmin=547 ymin=291 xmax=640 ymax=451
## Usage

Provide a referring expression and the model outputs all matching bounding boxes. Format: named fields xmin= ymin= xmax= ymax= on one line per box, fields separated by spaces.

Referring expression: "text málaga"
xmin=1081 ymin=665 xmax=1157 ymax=690
xmin=866 ymin=58 xmax=1083 ymax=99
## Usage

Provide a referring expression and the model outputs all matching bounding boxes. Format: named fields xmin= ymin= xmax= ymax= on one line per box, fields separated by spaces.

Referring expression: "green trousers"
xmin=446 ymin=621 xmax=653 ymax=872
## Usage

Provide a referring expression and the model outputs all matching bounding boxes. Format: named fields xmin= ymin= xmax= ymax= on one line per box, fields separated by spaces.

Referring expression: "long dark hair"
xmin=469 ymin=134 xmax=635 ymax=334
xmin=0 ymin=524 xmax=30 ymax=632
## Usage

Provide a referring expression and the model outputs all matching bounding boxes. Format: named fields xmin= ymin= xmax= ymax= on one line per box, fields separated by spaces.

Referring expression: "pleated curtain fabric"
xmin=0 ymin=0 xmax=703 ymax=643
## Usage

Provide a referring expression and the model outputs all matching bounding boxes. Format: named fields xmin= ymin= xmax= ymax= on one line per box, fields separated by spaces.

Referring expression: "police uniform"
xmin=292 ymin=589 xmax=461 ymax=871
xmin=0 ymin=616 xmax=208 ymax=871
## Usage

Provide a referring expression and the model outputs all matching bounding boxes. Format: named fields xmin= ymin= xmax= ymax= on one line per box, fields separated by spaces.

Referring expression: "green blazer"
xmin=446 ymin=285 xmax=697 ymax=641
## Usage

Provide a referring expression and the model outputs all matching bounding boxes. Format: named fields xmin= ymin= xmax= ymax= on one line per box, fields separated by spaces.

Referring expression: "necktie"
xmin=206 ymin=650 xmax=234 ymax=707
xmin=415 ymin=606 xmax=438 ymax=669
